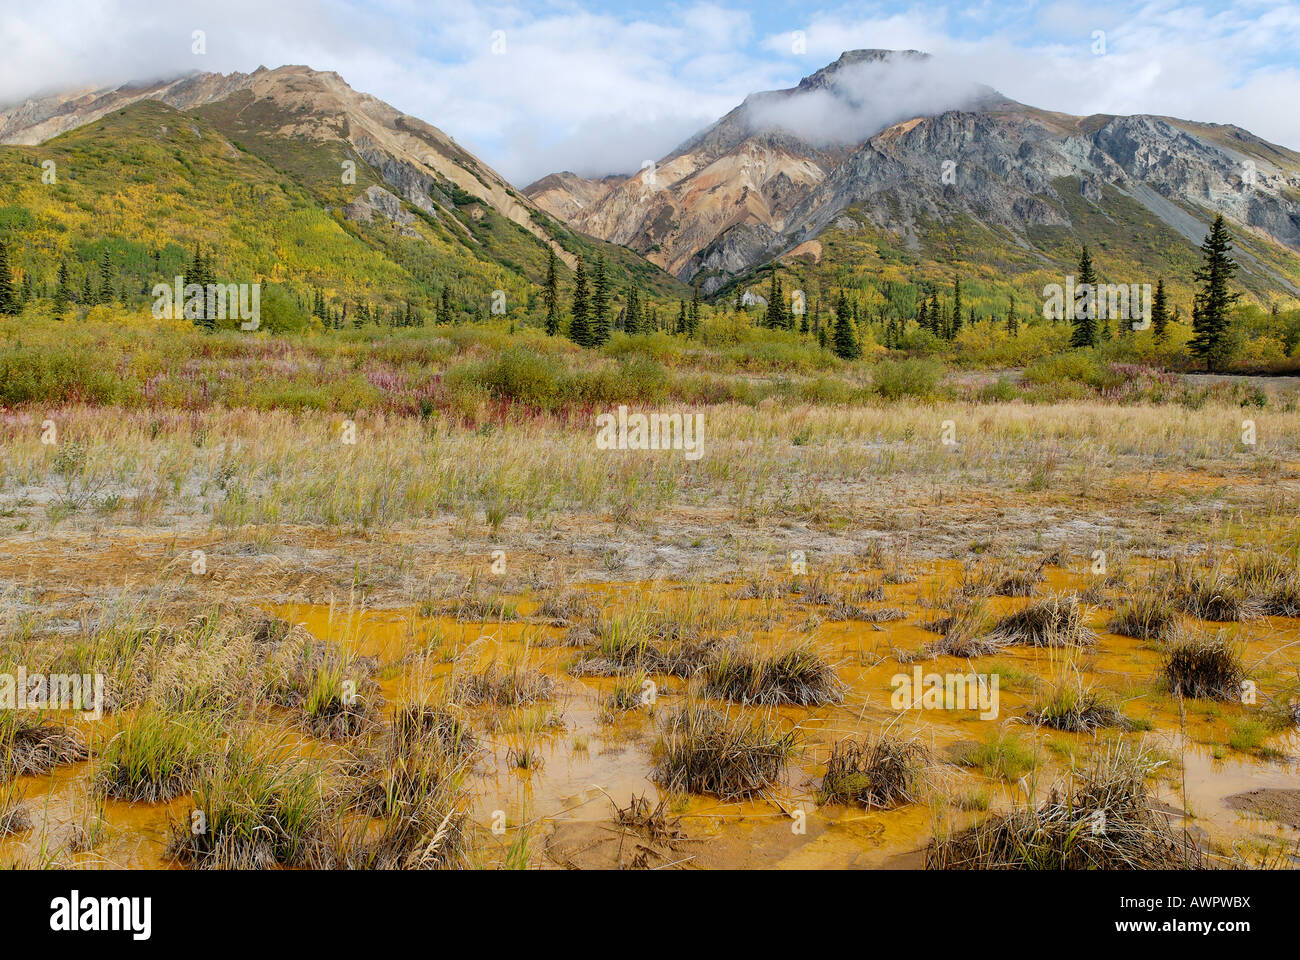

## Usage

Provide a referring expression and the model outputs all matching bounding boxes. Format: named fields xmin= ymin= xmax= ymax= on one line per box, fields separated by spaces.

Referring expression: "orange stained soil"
xmin=4 ymin=559 xmax=1298 ymax=869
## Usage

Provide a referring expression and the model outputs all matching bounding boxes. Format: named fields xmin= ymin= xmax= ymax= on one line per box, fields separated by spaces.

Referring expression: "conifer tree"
xmin=1069 ymin=245 xmax=1099 ymax=348
xmin=676 ymin=299 xmax=687 ymax=336
xmin=591 ymin=255 xmax=610 ymax=344
xmin=543 ymin=248 xmax=560 ymax=336
xmin=832 ymin=291 xmax=861 ymax=360
xmin=569 ymin=257 xmax=590 ymax=346
xmin=688 ymin=283 xmax=701 ymax=336
xmin=951 ymin=275 xmax=962 ymax=338
xmin=624 ymin=285 xmax=641 ymax=335
xmin=1151 ymin=277 xmax=1169 ymax=343
xmin=1189 ymin=215 xmax=1239 ymax=372
xmin=0 ymin=242 xmax=14 ymax=315
xmin=1006 ymin=295 xmax=1018 ymax=337
xmin=56 ymin=261 xmax=72 ymax=310
xmin=97 ymin=249 xmax=114 ymax=305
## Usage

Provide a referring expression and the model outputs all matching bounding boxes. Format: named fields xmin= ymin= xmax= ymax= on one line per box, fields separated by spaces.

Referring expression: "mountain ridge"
xmin=523 ymin=49 xmax=1300 ymax=297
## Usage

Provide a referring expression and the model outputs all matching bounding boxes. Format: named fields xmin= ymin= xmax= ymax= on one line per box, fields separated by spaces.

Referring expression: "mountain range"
xmin=524 ymin=49 xmax=1300 ymax=302
xmin=2 ymin=51 xmax=1299 ymax=322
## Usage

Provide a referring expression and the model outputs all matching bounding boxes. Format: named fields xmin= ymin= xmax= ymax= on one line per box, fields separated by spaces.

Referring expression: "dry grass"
xmin=1165 ymin=560 xmax=1253 ymax=623
xmin=921 ymin=600 xmax=1001 ymax=657
xmin=453 ymin=660 xmax=556 ymax=707
xmin=652 ymin=701 xmax=798 ymax=800
xmin=700 ymin=641 xmax=842 ymax=706
xmin=1109 ymin=593 xmax=1181 ymax=641
xmin=1235 ymin=551 xmax=1300 ymax=617
xmin=928 ymin=743 xmax=1211 ymax=869
xmin=1160 ymin=630 xmax=1246 ymax=700
xmin=982 ymin=594 xmax=1096 ymax=647
xmin=0 ymin=713 xmax=89 ymax=781
xmin=960 ymin=559 xmax=1046 ymax=598
xmin=1028 ymin=664 xmax=1136 ymax=733
xmin=818 ymin=733 xmax=929 ymax=809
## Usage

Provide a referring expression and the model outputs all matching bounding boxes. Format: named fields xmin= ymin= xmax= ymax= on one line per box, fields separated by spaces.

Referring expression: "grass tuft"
xmin=818 ymin=733 xmax=929 ymax=809
xmin=652 ymin=702 xmax=798 ymax=800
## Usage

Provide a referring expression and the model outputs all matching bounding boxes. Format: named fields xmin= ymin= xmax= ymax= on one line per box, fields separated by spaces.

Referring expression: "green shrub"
xmin=870 ymin=358 xmax=943 ymax=399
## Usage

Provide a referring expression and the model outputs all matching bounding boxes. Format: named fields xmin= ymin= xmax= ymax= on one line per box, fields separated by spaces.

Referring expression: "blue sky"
xmin=3 ymin=1 xmax=1299 ymax=184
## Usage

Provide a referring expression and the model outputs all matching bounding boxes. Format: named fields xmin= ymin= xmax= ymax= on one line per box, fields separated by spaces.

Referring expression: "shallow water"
xmin=4 ymin=559 xmax=1298 ymax=869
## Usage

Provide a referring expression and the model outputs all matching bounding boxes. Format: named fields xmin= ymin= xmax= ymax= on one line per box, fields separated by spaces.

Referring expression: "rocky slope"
xmin=0 ymin=65 xmax=672 ymax=280
xmin=526 ymin=50 xmax=1300 ymax=295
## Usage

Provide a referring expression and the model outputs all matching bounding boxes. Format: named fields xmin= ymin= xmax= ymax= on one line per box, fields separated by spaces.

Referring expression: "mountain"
xmin=0 ymin=65 xmax=686 ymax=324
xmin=525 ymin=50 xmax=1300 ymax=303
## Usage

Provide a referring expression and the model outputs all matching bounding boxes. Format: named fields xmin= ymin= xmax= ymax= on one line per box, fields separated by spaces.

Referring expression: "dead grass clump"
xmin=652 ymin=703 xmax=798 ymax=800
xmin=0 ymin=713 xmax=89 ymax=781
xmin=1028 ymin=666 xmax=1135 ymax=733
xmin=614 ymin=792 xmax=683 ymax=843
xmin=0 ymin=784 xmax=31 ymax=836
xmin=1166 ymin=560 xmax=1252 ymax=622
xmin=881 ymin=564 xmax=917 ymax=585
xmin=454 ymin=660 xmax=556 ymax=707
xmin=927 ymin=743 xmax=1210 ymax=869
xmin=1235 ymin=551 xmax=1300 ymax=617
xmin=858 ymin=607 xmax=909 ymax=623
xmin=818 ymin=734 xmax=929 ymax=809
xmin=1160 ymin=631 xmax=1246 ymax=700
xmin=534 ymin=589 xmax=596 ymax=625
xmin=983 ymin=595 xmax=1096 ymax=647
xmin=921 ymin=601 xmax=1002 ymax=658
xmin=166 ymin=741 xmax=332 ymax=870
xmin=1108 ymin=593 xmax=1180 ymax=641
xmin=303 ymin=660 xmax=382 ymax=739
xmin=961 ymin=560 xmax=1045 ymax=598
xmin=391 ymin=704 xmax=477 ymax=759
xmin=338 ymin=707 xmax=472 ymax=869
xmin=700 ymin=642 xmax=842 ymax=706
xmin=569 ymin=610 xmax=718 ymax=678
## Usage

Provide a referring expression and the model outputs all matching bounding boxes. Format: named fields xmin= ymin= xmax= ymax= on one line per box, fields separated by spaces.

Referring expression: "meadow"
xmin=1 ymin=310 xmax=1299 ymax=870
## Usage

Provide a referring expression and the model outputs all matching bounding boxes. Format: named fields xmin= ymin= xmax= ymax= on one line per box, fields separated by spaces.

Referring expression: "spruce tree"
xmin=1189 ymin=215 xmax=1239 ymax=372
xmin=569 ymin=257 xmax=590 ymax=346
xmin=832 ymin=291 xmax=861 ymax=360
xmin=624 ymin=285 xmax=641 ymax=335
xmin=951 ymin=276 xmax=962 ymax=338
xmin=543 ymin=248 xmax=560 ymax=336
xmin=765 ymin=271 xmax=787 ymax=328
xmin=689 ymin=283 xmax=701 ymax=336
xmin=97 ymin=249 xmax=114 ymax=305
xmin=591 ymin=255 xmax=609 ymax=344
xmin=1006 ymin=296 xmax=1018 ymax=337
xmin=1151 ymin=278 xmax=1169 ymax=343
xmin=676 ymin=300 xmax=687 ymax=336
xmin=56 ymin=261 xmax=72 ymax=310
xmin=0 ymin=242 xmax=14 ymax=315
xmin=1069 ymin=245 xmax=1099 ymax=348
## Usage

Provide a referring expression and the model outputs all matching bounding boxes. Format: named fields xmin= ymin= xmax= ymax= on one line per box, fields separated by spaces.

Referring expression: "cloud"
xmin=742 ymin=53 xmax=993 ymax=146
